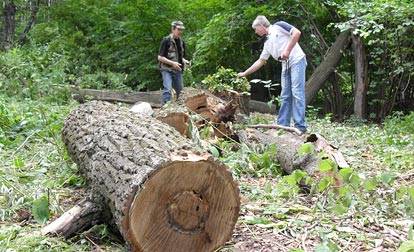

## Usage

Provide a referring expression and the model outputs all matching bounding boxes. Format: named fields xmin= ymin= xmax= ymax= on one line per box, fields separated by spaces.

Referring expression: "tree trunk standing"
xmin=18 ymin=0 xmax=40 ymax=45
xmin=352 ymin=34 xmax=368 ymax=119
xmin=305 ymin=30 xmax=351 ymax=104
xmin=43 ymin=101 xmax=240 ymax=252
xmin=2 ymin=1 xmax=17 ymax=50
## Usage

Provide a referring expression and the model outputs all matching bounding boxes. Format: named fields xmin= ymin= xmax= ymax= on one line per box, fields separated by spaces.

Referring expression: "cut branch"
xmin=42 ymin=198 xmax=102 ymax=238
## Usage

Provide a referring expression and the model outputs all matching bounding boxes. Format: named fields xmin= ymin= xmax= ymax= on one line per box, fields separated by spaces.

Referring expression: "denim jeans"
xmin=277 ymin=57 xmax=307 ymax=132
xmin=161 ymin=70 xmax=183 ymax=104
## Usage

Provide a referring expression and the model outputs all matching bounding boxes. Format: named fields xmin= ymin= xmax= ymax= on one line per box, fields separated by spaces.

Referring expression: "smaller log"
xmin=70 ymin=87 xmax=275 ymax=114
xmin=71 ymin=87 xmax=162 ymax=107
xmin=42 ymin=198 xmax=102 ymax=238
xmin=237 ymin=128 xmax=349 ymax=176
xmin=249 ymin=100 xmax=277 ymax=114
xmin=248 ymin=124 xmax=302 ymax=135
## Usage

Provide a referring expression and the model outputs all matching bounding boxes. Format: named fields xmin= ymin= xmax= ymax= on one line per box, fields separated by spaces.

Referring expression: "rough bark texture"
xmin=306 ymin=30 xmax=351 ymax=104
xmin=47 ymin=101 xmax=240 ymax=252
xmin=238 ymin=129 xmax=349 ymax=176
xmin=2 ymin=1 xmax=17 ymax=50
xmin=352 ymin=34 xmax=368 ymax=119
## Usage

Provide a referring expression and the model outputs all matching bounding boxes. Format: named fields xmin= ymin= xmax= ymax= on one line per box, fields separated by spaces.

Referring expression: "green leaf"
xmin=332 ymin=203 xmax=349 ymax=215
xmin=338 ymin=167 xmax=353 ymax=182
xmin=398 ymin=241 xmax=414 ymax=252
xmin=209 ymin=145 xmax=220 ymax=158
xmin=318 ymin=159 xmax=333 ymax=172
xmin=315 ymin=241 xmax=339 ymax=252
xmin=380 ymin=172 xmax=396 ymax=185
xmin=32 ymin=195 xmax=50 ymax=224
xmin=364 ymin=178 xmax=378 ymax=191
xmin=318 ymin=177 xmax=334 ymax=192
xmin=298 ymin=143 xmax=314 ymax=156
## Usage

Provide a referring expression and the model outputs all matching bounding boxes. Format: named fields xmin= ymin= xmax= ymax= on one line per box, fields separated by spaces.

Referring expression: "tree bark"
xmin=43 ymin=101 xmax=240 ymax=252
xmin=306 ymin=30 xmax=351 ymax=104
xmin=42 ymin=198 xmax=103 ymax=238
xmin=2 ymin=1 xmax=17 ymax=50
xmin=352 ymin=34 xmax=369 ymax=119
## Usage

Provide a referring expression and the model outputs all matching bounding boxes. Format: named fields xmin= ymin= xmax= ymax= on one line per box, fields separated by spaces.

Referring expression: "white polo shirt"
xmin=259 ymin=21 xmax=306 ymax=69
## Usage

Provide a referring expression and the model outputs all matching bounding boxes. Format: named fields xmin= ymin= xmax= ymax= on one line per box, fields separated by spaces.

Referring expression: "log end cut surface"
xmin=126 ymin=155 xmax=239 ymax=252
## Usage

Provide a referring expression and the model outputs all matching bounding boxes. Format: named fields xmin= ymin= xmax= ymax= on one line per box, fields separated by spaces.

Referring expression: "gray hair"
xmin=252 ymin=15 xmax=270 ymax=29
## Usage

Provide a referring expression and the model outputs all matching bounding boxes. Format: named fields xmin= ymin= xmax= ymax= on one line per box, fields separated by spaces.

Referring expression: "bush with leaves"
xmin=334 ymin=0 xmax=414 ymax=120
xmin=201 ymin=67 xmax=250 ymax=93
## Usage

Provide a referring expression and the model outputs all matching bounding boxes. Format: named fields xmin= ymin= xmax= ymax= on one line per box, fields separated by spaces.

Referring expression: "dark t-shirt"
xmin=158 ymin=37 xmax=186 ymax=67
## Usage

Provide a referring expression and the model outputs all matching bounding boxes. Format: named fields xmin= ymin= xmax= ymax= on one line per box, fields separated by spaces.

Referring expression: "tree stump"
xmin=156 ymin=87 xmax=237 ymax=138
xmin=43 ymin=101 xmax=240 ymax=252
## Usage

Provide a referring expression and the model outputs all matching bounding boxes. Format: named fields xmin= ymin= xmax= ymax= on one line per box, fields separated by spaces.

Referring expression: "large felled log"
xmin=238 ymin=128 xmax=348 ymax=176
xmin=43 ymin=101 xmax=240 ymax=252
xmin=306 ymin=30 xmax=351 ymax=104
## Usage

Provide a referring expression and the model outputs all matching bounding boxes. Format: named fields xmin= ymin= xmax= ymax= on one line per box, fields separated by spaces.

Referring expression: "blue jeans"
xmin=161 ymin=70 xmax=183 ymax=104
xmin=277 ymin=57 xmax=307 ymax=132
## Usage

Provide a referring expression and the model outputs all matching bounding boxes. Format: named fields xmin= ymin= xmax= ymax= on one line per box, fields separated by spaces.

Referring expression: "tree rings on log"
xmin=126 ymin=154 xmax=240 ymax=251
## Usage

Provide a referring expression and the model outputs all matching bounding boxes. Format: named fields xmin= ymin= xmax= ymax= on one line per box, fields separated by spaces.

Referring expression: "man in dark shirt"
xmin=158 ymin=21 xmax=189 ymax=104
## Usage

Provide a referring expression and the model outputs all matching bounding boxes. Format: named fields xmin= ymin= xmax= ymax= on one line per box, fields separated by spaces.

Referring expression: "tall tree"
xmin=352 ymin=34 xmax=368 ymax=119
xmin=2 ymin=0 xmax=17 ymax=50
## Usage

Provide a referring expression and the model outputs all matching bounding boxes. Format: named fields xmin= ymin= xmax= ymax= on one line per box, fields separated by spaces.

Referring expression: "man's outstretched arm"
xmin=238 ymin=59 xmax=267 ymax=77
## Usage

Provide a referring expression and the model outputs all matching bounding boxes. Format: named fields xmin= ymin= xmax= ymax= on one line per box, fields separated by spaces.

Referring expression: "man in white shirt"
xmin=238 ymin=15 xmax=307 ymax=133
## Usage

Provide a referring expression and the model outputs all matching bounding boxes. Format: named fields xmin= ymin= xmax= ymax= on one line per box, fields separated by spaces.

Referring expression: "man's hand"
xmin=238 ymin=72 xmax=246 ymax=78
xmin=281 ymin=49 xmax=290 ymax=60
xmin=172 ymin=62 xmax=182 ymax=71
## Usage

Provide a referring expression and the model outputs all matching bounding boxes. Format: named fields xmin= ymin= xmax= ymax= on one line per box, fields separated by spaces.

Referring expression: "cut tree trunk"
xmin=42 ymin=101 xmax=240 ymax=252
xmin=306 ymin=30 xmax=351 ymax=104
xmin=352 ymin=34 xmax=368 ymax=119
xmin=156 ymin=87 xmax=237 ymax=138
xmin=238 ymin=128 xmax=349 ymax=176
